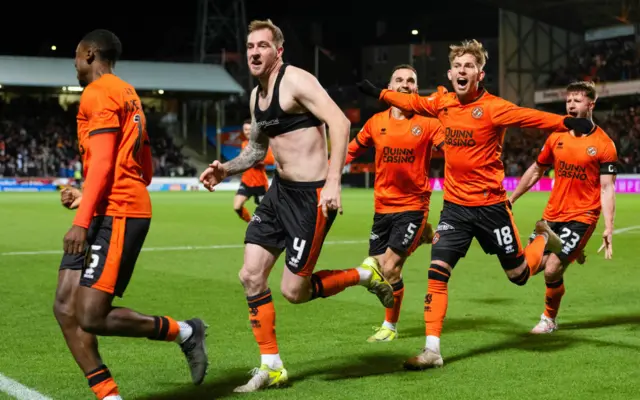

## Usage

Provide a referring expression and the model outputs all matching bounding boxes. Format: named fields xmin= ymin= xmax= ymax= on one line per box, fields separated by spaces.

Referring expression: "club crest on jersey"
xmin=432 ymin=232 xmax=440 ymax=245
xmin=471 ymin=106 xmax=484 ymax=119
xmin=411 ymin=125 xmax=422 ymax=136
xmin=587 ymin=146 xmax=597 ymax=156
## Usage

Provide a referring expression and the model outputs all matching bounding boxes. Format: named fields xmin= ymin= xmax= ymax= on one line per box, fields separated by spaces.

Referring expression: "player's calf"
xmin=539 ymin=254 xmax=566 ymax=323
xmin=367 ymin=250 xmax=406 ymax=341
xmin=234 ymin=206 xmax=252 ymax=222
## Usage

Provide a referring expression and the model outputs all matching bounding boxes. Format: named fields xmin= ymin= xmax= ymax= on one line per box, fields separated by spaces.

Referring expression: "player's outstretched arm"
xmin=509 ymin=162 xmax=547 ymax=206
xmin=599 ymin=173 xmax=616 ymax=259
xmin=491 ymin=98 xmax=594 ymax=134
xmin=357 ymin=80 xmax=438 ymax=117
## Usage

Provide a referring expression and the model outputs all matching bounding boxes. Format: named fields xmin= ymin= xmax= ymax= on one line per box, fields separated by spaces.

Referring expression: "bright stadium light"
xmin=158 ymin=89 xmax=165 ymax=94
xmin=411 ymin=29 xmax=419 ymax=35
xmin=51 ymin=45 xmax=57 ymax=51
xmin=66 ymin=86 xmax=83 ymax=92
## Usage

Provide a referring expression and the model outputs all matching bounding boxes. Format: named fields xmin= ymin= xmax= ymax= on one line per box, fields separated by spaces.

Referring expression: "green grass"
xmin=0 ymin=190 xmax=639 ymax=400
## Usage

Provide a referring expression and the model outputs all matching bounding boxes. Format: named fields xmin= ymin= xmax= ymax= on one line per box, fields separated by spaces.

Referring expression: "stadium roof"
xmin=477 ymin=0 xmax=636 ymax=32
xmin=0 ymin=56 xmax=244 ymax=96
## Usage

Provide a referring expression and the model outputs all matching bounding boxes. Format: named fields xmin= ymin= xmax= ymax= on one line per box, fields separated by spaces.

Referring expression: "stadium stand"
xmin=0 ymin=97 xmax=197 ymax=178
xmin=547 ymin=36 xmax=640 ymax=87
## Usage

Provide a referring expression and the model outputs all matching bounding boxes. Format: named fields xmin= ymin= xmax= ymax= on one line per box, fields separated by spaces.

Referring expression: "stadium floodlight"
xmin=158 ymin=89 xmax=165 ymax=94
xmin=51 ymin=45 xmax=57 ymax=51
xmin=65 ymin=86 xmax=84 ymax=92
xmin=411 ymin=29 xmax=419 ymax=35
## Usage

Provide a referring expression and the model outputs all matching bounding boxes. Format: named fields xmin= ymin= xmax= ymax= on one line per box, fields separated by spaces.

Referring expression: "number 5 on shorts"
xmin=403 ymin=223 xmax=417 ymax=246
xmin=84 ymin=245 xmax=101 ymax=279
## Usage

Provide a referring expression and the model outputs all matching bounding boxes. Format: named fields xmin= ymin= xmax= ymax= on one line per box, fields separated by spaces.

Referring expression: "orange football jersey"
xmin=75 ymin=74 xmax=152 ymax=226
xmin=346 ymin=108 xmax=445 ymax=213
xmin=537 ymin=126 xmax=618 ymax=224
xmin=381 ymin=89 xmax=568 ymax=207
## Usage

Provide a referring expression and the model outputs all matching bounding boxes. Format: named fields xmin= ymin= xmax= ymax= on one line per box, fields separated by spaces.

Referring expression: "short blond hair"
xmin=448 ymin=39 xmax=488 ymax=70
xmin=566 ymin=81 xmax=597 ymax=101
xmin=248 ymin=19 xmax=284 ymax=47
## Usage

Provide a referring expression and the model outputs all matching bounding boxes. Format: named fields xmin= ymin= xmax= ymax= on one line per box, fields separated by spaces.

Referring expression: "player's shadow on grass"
xmin=135 ymin=368 xmax=253 ymax=400
xmin=297 ymin=352 xmax=408 ymax=382
xmin=400 ymin=316 xmax=514 ymax=339
xmin=561 ymin=314 xmax=640 ymax=331
xmin=137 ymin=314 xmax=640 ymax=397
xmin=135 ymin=353 xmax=407 ymax=399
xmin=324 ymin=314 xmax=640 ymax=382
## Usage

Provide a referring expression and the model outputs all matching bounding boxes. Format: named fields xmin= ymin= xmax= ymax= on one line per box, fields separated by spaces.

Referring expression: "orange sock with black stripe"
xmin=148 ymin=316 xmax=180 ymax=342
xmin=235 ymin=207 xmax=252 ymax=222
xmin=384 ymin=279 xmax=405 ymax=326
xmin=310 ymin=269 xmax=360 ymax=299
xmin=247 ymin=289 xmax=279 ymax=356
xmin=425 ymin=264 xmax=450 ymax=353
xmin=525 ymin=235 xmax=546 ymax=275
xmin=85 ymin=364 xmax=119 ymax=399
xmin=543 ymin=279 xmax=565 ymax=319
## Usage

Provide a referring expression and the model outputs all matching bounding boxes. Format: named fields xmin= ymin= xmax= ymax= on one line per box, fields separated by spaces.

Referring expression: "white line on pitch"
xmin=613 ymin=225 xmax=640 ymax=234
xmin=0 ymin=240 xmax=368 ymax=257
xmin=0 ymin=373 xmax=52 ymax=400
xmin=3 ymin=226 xmax=639 ymax=257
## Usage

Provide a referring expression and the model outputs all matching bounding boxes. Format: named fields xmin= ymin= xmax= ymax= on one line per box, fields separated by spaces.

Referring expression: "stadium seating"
xmin=0 ymin=97 xmax=197 ymax=178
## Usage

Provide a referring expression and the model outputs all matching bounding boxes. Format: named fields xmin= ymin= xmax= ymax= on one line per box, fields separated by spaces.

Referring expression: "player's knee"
xmin=543 ymin=256 xmax=564 ymax=282
xmin=428 ymin=260 xmax=452 ymax=283
xmin=75 ymin=308 xmax=104 ymax=335
xmin=431 ymin=248 xmax=460 ymax=270
xmin=239 ymin=265 xmax=267 ymax=293
xmin=280 ymin=284 xmax=308 ymax=304
xmin=381 ymin=258 xmax=404 ymax=283
xmin=507 ymin=265 xmax=530 ymax=286
xmin=53 ymin=296 xmax=75 ymax=326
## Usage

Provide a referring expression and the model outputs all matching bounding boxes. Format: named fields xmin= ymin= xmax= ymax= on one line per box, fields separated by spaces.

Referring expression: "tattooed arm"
xmin=199 ymin=88 xmax=269 ymax=191
xmin=222 ymin=117 xmax=269 ymax=176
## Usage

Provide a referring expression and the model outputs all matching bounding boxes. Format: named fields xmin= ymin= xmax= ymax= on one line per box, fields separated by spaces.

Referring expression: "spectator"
xmin=0 ymin=97 xmax=197 ymax=178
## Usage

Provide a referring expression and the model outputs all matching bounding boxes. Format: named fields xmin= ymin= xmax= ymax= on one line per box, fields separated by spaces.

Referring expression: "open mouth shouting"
xmin=456 ymin=77 xmax=469 ymax=90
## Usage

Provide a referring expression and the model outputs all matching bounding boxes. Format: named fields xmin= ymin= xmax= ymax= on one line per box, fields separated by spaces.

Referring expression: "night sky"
xmin=1 ymin=0 xmax=497 ymax=61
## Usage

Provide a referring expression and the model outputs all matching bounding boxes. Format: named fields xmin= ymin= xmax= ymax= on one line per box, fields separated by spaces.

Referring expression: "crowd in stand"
xmin=0 ymin=97 xmax=196 ymax=178
xmin=503 ymin=105 xmax=640 ymax=176
xmin=3 ymin=39 xmax=640 ymax=181
xmin=547 ymin=36 xmax=640 ymax=87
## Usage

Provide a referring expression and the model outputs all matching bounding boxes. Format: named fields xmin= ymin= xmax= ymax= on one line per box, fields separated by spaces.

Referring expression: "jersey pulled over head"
xmin=75 ymin=29 xmax=122 ymax=88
